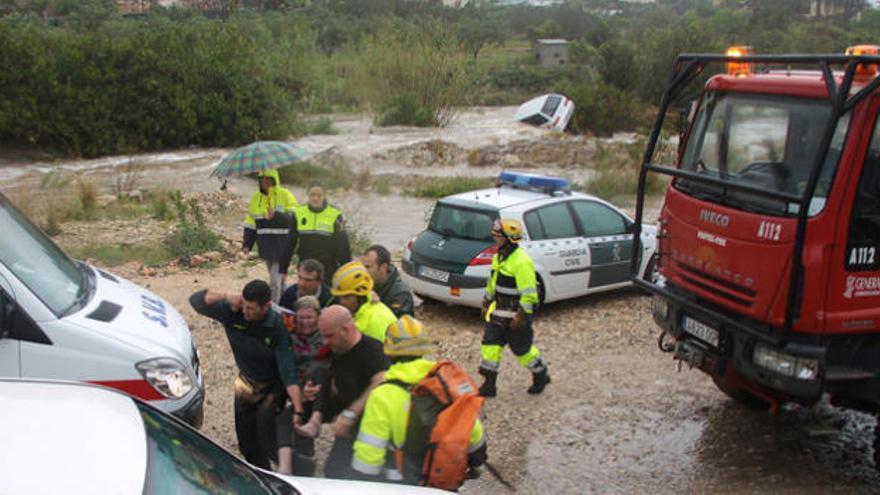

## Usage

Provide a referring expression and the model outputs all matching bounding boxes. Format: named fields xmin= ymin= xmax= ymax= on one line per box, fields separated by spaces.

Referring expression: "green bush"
xmin=0 ymin=13 xmax=311 ymax=157
xmin=376 ymin=93 xmax=436 ymax=127
xmin=351 ymin=18 xmax=470 ymax=127
xmin=163 ymin=197 xmax=221 ymax=259
xmin=564 ymin=81 xmax=640 ymax=137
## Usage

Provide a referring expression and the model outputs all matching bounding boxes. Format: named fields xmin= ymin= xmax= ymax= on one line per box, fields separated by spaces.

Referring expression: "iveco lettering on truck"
xmin=633 ymin=45 xmax=880 ymax=465
xmin=0 ymin=192 xmax=204 ymax=426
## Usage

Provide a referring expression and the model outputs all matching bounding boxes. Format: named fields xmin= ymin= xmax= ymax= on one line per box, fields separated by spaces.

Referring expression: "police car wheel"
xmin=643 ymin=254 xmax=659 ymax=284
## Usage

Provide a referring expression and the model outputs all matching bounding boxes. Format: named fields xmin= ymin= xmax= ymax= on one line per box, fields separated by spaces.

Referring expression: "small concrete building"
xmin=534 ymin=39 xmax=569 ymax=68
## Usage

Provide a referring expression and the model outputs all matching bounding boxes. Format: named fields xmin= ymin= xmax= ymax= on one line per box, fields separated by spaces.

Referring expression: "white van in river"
xmin=515 ymin=93 xmax=575 ymax=131
xmin=0 ymin=192 xmax=204 ymax=426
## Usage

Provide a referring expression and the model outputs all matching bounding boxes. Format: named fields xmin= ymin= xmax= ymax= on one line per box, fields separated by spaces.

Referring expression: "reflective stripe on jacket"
xmin=354 ymin=300 xmax=398 ymax=343
xmin=351 ymin=359 xmax=485 ymax=480
xmin=485 ymin=245 xmax=538 ymax=319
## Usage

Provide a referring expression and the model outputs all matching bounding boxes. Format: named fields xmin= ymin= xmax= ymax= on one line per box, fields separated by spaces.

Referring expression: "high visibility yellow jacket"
xmin=354 ymin=300 xmax=397 ymax=343
xmin=290 ymin=202 xmax=352 ymax=276
xmin=351 ymin=359 xmax=486 ymax=481
xmin=485 ymin=245 xmax=538 ymax=320
xmin=242 ymin=169 xmax=298 ymax=266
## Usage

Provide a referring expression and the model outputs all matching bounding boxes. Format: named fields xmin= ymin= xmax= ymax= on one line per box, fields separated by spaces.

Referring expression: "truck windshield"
xmin=677 ymin=92 xmax=849 ymax=216
xmin=0 ymin=194 xmax=83 ymax=316
xmin=429 ymin=203 xmax=497 ymax=241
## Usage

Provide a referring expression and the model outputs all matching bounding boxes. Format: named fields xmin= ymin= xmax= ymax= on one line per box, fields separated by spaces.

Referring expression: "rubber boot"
xmin=478 ymin=369 xmax=497 ymax=398
xmin=527 ymin=369 xmax=551 ymax=395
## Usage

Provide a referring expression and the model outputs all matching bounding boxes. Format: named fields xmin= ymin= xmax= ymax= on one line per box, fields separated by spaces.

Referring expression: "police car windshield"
xmin=677 ymin=92 xmax=848 ymax=217
xmin=429 ymin=203 xmax=496 ymax=241
xmin=0 ymin=194 xmax=82 ymax=316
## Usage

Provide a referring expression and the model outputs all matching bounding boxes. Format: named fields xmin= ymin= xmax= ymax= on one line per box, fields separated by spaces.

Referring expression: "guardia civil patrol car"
xmin=401 ymin=172 xmax=658 ymax=308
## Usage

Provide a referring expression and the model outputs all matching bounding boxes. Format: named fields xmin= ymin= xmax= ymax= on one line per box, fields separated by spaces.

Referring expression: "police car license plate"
xmin=419 ymin=266 xmax=450 ymax=283
xmin=683 ymin=316 xmax=719 ymax=348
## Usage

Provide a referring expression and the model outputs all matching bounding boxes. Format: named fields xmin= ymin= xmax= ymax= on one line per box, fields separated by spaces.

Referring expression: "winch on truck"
xmin=632 ymin=45 xmax=880 ymax=465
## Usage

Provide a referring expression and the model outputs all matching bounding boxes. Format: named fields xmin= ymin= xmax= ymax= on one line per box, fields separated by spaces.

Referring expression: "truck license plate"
xmin=683 ymin=316 xmax=719 ymax=348
xmin=419 ymin=266 xmax=450 ymax=283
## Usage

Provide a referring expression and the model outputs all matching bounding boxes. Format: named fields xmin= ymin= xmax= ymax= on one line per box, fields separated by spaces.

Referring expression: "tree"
xmin=598 ymin=39 xmax=638 ymax=93
xmin=456 ymin=9 xmax=507 ymax=60
xmin=527 ymin=19 xmax=561 ymax=41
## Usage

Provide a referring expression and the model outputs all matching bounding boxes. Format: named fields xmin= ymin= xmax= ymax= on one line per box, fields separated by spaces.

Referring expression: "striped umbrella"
xmin=210 ymin=141 xmax=307 ymax=178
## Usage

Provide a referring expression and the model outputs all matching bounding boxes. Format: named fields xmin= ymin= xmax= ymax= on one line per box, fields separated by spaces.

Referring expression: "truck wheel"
xmin=711 ymin=375 xmax=768 ymax=410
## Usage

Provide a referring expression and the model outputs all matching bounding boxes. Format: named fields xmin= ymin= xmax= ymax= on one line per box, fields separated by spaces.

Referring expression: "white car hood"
xmin=64 ymin=265 xmax=192 ymax=363
xmin=278 ymin=475 xmax=449 ymax=495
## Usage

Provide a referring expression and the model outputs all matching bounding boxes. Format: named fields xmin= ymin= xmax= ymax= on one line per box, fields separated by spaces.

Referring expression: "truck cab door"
xmin=569 ymin=200 xmax=633 ymax=288
xmin=827 ymin=113 xmax=880 ymax=330
xmin=0 ymin=283 xmax=21 ymax=376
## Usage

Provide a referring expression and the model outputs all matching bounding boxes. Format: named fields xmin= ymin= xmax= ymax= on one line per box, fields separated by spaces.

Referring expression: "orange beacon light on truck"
xmin=846 ymin=44 xmax=879 ymax=79
xmin=726 ymin=45 xmax=753 ymax=77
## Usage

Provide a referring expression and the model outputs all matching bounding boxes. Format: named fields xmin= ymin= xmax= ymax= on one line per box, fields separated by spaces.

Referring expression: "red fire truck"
xmin=633 ymin=46 xmax=880 ymax=462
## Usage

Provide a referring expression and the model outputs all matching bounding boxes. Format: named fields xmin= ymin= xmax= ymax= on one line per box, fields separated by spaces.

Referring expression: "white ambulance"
xmin=0 ymin=192 xmax=203 ymax=426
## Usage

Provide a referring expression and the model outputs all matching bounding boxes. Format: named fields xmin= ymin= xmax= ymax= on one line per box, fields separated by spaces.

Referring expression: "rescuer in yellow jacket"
xmin=330 ymin=261 xmax=397 ymax=343
xmin=288 ymin=184 xmax=352 ymax=277
xmin=242 ymin=169 xmax=298 ymax=303
xmin=351 ymin=316 xmax=487 ymax=483
xmin=478 ymin=218 xmax=550 ymax=397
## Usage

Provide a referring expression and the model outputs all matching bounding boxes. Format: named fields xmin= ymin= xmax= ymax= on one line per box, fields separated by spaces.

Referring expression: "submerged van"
xmin=0 ymin=192 xmax=204 ymax=426
xmin=515 ymin=93 xmax=575 ymax=132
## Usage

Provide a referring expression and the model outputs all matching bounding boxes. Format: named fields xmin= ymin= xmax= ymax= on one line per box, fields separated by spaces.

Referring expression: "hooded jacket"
xmin=375 ymin=265 xmax=414 ymax=318
xmin=242 ymin=169 xmax=298 ymax=267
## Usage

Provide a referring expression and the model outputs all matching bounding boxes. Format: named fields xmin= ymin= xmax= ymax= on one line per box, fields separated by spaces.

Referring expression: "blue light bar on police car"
xmin=498 ymin=171 xmax=570 ymax=195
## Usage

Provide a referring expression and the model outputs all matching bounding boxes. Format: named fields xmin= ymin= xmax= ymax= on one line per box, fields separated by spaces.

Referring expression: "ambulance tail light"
xmin=846 ymin=45 xmax=880 ymax=79
xmin=726 ymin=45 xmax=753 ymax=77
xmin=469 ymin=245 xmax=498 ymax=266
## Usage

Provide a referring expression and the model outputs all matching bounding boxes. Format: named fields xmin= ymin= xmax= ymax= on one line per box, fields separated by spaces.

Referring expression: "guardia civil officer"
xmin=287 ymin=183 xmax=351 ymax=277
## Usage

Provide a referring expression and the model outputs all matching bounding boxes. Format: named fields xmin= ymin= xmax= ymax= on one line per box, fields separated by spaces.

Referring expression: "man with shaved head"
xmin=299 ymin=305 xmax=389 ymax=479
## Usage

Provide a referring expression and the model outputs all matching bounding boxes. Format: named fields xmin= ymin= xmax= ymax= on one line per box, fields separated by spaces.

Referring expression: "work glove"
xmin=511 ymin=309 xmax=528 ymax=332
xmin=481 ymin=297 xmax=491 ymax=320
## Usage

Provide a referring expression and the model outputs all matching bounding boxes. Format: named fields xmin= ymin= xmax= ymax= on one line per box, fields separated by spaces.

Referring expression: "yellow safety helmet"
xmin=331 ymin=261 xmax=374 ymax=297
xmin=384 ymin=315 xmax=434 ymax=357
xmin=492 ymin=218 xmax=523 ymax=243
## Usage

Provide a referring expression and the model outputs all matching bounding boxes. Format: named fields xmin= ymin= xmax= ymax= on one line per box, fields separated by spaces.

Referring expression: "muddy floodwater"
xmin=3 ymin=108 xmax=880 ymax=494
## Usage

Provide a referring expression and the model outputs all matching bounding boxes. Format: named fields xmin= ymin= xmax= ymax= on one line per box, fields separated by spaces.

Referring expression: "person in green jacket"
xmin=242 ymin=169 xmax=298 ymax=303
xmin=288 ymin=183 xmax=352 ymax=277
xmin=330 ymin=261 xmax=397 ymax=343
xmin=478 ymin=218 xmax=550 ymax=397
xmin=362 ymin=244 xmax=414 ymax=318
xmin=351 ymin=315 xmax=487 ymax=483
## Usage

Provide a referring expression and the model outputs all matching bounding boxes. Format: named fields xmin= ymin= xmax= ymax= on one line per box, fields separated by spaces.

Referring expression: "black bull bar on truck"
xmin=630 ymin=52 xmax=880 ymax=344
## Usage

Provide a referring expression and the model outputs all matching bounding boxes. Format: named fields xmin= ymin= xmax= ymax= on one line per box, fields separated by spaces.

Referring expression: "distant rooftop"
xmin=535 ymin=39 xmax=569 ymax=45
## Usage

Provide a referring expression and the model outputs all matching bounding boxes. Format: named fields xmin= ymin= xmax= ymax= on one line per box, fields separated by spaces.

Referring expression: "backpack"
xmin=388 ymin=359 xmax=485 ymax=491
